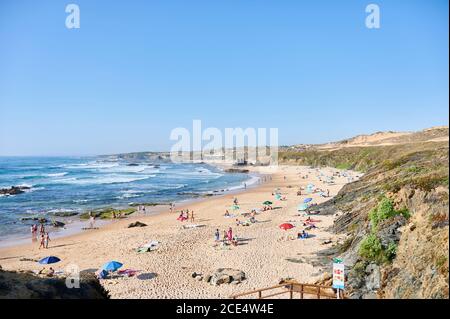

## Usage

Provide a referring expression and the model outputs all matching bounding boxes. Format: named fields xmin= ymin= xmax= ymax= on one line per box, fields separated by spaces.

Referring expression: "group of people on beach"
xmin=31 ymin=223 xmax=51 ymax=249
xmin=177 ymin=209 xmax=195 ymax=222
xmin=214 ymin=227 xmax=238 ymax=246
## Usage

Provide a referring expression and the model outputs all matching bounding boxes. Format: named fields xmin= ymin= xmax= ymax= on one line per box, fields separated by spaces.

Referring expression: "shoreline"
xmin=0 ymin=164 xmax=264 ymax=249
xmin=0 ymin=168 xmax=266 ymax=249
xmin=0 ymin=164 xmax=358 ymax=299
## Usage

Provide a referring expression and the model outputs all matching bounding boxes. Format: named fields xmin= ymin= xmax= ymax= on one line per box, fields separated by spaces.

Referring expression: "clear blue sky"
xmin=0 ymin=0 xmax=448 ymax=156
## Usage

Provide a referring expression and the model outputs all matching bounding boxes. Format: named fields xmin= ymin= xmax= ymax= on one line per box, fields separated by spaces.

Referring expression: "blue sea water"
xmin=0 ymin=157 xmax=252 ymax=241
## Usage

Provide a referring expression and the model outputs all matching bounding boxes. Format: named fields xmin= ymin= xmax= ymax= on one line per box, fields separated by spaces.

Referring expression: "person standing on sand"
xmin=223 ymin=230 xmax=228 ymax=243
xmin=39 ymin=234 xmax=45 ymax=249
xmin=190 ymin=211 xmax=195 ymax=223
xmin=44 ymin=232 xmax=50 ymax=249
xmin=214 ymin=229 xmax=220 ymax=242
xmin=227 ymin=227 xmax=233 ymax=241
xmin=89 ymin=215 xmax=96 ymax=229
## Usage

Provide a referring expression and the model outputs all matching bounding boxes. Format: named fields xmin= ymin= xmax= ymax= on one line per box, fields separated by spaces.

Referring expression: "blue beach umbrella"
xmin=102 ymin=261 xmax=123 ymax=272
xmin=303 ymin=198 xmax=313 ymax=203
xmin=38 ymin=256 xmax=61 ymax=264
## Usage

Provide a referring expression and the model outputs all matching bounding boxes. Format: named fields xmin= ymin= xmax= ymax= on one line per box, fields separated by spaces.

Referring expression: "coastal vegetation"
xmin=280 ymin=127 xmax=449 ymax=298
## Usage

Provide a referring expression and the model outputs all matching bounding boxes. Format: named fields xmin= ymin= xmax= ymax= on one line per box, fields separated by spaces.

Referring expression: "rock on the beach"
xmin=209 ymin=268 xmax=246 ymax=286
xmin=128 ymin=221 xmax=147 ymax=228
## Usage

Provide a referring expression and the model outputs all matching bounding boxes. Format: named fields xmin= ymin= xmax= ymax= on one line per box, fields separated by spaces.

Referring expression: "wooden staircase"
xmin=230 ymin=282 xmax=344 ymax=299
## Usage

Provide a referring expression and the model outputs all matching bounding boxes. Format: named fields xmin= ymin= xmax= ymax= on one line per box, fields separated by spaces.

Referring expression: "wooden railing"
xmin=230 ymin=282 xmax=345 ymax=299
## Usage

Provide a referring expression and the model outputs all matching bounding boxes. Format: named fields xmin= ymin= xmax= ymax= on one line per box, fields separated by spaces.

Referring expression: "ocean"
xmin=0 ymin=156 xmax=253 ymax=243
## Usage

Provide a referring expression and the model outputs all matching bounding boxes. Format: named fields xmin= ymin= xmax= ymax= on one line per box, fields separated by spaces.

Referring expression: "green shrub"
xmin=359 ymin=234 xmax=384 ymax=263
xmin=359 ymin=234 xmax=398 ymax=264
xmin=336 ymin=163 xmax=352 ymax=170
xmin=369 ymin=197 xmax=410 ymax=230
xmin=406 ymin=165 xmax=422 ymax=174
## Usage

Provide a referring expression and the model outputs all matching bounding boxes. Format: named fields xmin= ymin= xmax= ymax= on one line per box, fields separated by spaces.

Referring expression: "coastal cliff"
xmin=279 ymin=127 xmax=449 ymax=299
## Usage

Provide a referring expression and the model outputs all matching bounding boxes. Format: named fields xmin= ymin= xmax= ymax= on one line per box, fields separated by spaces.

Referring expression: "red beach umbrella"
xmin=279 ymin=223 xmax=294 ymax=230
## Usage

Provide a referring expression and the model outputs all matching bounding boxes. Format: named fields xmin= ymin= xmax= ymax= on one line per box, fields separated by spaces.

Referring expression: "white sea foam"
xmin=163 ymin=168 xmax=223 ymax=180
xmin=46 ymin=172 xmax=68 ymax=177
xmin=224 ymin=175 xmax=260 ymax=192
xmin=52 ymin=174 xmax=155 ymax=185
xmin=62 ymin=162 xmax=120 ymax=170
xmin=73 ymin=199 xmax=89 ymax=203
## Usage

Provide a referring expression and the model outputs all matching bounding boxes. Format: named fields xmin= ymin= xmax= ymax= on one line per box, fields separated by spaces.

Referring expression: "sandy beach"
xmin=0 ymin=165 xmax=356 ymax=299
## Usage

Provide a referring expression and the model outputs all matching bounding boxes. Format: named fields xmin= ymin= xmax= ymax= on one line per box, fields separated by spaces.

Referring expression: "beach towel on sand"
xmin=137 ymin=240 xmax=160 ymax=253
xmin=182 ymin=224 xmax=204 ymax=229
xmin=118 ymin=269 xmax=139 ymax=277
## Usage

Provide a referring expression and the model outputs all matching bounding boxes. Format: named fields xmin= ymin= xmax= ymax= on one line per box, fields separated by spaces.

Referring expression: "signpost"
xmin=332 ymin=258 xmax=345 ymax=299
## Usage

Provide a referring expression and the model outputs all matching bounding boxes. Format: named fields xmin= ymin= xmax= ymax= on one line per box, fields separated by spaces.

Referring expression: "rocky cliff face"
xmin=280 ymin=129 xmax=449 ymax=299
xmin=380 ymin=187 xmax=449 ymax=298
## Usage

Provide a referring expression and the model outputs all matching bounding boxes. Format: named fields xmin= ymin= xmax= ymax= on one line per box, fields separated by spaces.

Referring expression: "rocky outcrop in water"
xmin=0 ymin=186 xmax=30 ymax=196
xmin=225 ymin=168 xmax=250 ymax=173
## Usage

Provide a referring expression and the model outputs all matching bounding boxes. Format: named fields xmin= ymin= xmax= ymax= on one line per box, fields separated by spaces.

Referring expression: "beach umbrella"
xmin=38 ymin=256 xmax=61 ymax=265
xmin=298 ymin=203 xmax=309 ymax=211
xmin=101 ymin=261 xmax=123 ymax=272
xmin=263 ymin=201 xmax=273 ymax=205
xmin=231 ymin=205 xmax=240 ymax=210
xmin=279 ymin=223 xmax=294 ymax=230
xmin=303 ymin=198 xmax=313 ymax=203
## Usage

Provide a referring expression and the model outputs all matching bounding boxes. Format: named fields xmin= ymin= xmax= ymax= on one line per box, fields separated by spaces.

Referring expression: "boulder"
xmin=0 ymin=186 xmax=30 ymax=196
xmin=127 ymin=221 xmax=147 ymax=228
xmin=51 ymin=221 xmax=65 ymax=228
xmin=365 ymin=263 xmax=381 ymax=291
xmin=376 ymin=216 xmax=406 ymax=247
xmin=209 ymin=268 xmax=246 ymax=286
